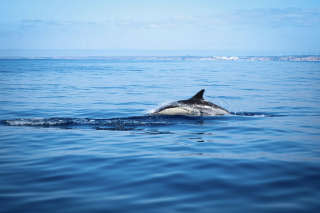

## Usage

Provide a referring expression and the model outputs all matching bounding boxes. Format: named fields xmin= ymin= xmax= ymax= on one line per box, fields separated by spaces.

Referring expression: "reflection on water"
xmin=179 ymin=151 xmax=320 ymax=162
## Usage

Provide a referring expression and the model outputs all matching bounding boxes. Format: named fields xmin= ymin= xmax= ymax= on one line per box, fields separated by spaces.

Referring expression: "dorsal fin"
xmin=190 ymin=89 xmax=205 ymax=100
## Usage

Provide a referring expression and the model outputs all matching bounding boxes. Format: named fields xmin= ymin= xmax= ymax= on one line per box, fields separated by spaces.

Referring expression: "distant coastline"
xmin=0 ymin=55 xmax=319 ymax=62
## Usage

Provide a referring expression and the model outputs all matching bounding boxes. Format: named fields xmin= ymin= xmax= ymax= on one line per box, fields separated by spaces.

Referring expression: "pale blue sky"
xmin=1 ymin=0 xmax=320 ymax=55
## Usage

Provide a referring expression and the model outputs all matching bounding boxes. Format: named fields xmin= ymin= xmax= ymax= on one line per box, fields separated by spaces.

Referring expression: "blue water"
xmin=1 ymin=58 xmax=320 ymax=212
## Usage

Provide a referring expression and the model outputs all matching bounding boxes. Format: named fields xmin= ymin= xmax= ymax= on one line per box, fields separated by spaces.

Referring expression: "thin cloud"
xmin=3 ymin=7 xmax=320 ymax=36
xmin=232 ymin=7 xmax=320 ymax=28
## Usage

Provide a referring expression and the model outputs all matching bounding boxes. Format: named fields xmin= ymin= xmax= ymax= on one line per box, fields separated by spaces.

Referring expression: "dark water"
xmin=0 ymin=58 xmax=320 ymax=212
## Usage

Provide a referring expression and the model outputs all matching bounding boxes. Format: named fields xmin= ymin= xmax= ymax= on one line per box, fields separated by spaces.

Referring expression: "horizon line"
xmin=0 ymin=48 xmax=319 ymax=57
xmin=0 ymin=55 xmax=319 ymax=62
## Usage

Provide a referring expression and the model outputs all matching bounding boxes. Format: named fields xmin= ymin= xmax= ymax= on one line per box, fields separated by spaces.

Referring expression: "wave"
xmin=1 ymin=112 xmax=280 ymax=130
xmin=1 ymin=116 xmax=166 ymax=130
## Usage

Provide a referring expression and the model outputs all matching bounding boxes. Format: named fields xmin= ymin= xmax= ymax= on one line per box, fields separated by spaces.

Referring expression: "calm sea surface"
xmin=0 ymin=58 xmax=320 ymax=213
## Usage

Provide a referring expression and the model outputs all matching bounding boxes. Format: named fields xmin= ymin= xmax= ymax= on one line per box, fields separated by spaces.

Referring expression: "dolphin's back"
xmin=152 ymin=89 xmax=229 ymax=116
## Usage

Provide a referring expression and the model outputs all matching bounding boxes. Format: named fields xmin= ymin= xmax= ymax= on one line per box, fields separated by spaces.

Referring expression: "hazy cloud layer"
xmin=5 ymin=7 xmax=318 ymax=31
xmin=0 ymin=7 xmax=319 ymax=53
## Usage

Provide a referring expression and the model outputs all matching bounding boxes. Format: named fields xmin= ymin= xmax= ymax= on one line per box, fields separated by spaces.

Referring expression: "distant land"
xmin=0 ymin=55 xmax=319 ymax=62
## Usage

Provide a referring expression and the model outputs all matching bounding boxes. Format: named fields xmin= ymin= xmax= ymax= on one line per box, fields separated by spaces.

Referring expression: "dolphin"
xmin=151 ymin=89 xmax=230 ymax=116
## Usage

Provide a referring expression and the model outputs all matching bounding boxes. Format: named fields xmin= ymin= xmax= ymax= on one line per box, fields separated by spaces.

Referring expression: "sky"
xmin=0 ymin=0 xmax=320 ymax=56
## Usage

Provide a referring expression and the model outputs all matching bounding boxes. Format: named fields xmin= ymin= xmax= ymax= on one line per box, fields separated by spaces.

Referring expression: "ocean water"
xmin=0 ymin=58 xmax=320 ymax=213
